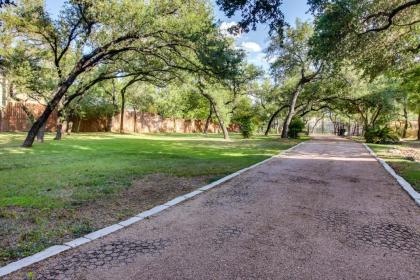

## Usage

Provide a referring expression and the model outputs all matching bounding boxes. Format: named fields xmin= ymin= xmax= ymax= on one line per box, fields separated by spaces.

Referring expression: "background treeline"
xmin=0 ymin=0 xmax=418 ymax=146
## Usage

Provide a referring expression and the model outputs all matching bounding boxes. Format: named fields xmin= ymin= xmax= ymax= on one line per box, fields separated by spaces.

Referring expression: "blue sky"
xmin=45 ymin=0 xmax=312 ymax=71
xmin=213 ymin=0 xmax=312 ymax=70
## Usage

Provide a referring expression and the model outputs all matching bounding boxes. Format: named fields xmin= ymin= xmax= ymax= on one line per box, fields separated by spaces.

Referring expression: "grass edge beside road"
xmin=367 ymin=142 xmax=420 ymax=192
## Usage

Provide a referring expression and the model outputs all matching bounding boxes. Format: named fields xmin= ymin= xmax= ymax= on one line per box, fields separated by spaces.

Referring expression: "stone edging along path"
xmin=0 ymin=142 xmax=306 ymax=277
xmin=363 ymin=143 xmax=420 ymax=207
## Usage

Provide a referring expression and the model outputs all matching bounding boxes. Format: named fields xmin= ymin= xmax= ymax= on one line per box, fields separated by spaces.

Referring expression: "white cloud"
xmin=240 ymin=41 xmax=262 ymax=53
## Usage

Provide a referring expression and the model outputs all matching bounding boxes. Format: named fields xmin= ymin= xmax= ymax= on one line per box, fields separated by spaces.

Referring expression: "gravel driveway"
xmin=6 ymin=136 xmax=420 ymax=280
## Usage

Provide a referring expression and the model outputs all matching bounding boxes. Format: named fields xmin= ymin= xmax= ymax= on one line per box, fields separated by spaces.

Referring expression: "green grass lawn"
xmin=368 ymin=141 xmax=420 ymax=192
xmin=0 ymin=132 xmax=304 ymax=266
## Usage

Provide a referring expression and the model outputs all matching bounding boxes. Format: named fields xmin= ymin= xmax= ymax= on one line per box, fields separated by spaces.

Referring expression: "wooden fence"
xmin=0 ymin=102 xmax=237 ymax=133
xmin=0 ymin=102 xmax=57 ymax=132
xmin=71 ymin=111 xmax=235 ymax=133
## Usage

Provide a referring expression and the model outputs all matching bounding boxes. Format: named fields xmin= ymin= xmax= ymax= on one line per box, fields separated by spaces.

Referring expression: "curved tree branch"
xmin=361 ymin=0 xmax=420 ymax=33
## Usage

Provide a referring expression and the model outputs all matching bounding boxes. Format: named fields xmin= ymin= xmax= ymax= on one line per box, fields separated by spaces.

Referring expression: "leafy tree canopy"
xmin=309 ymin=0 xmax=420 ymax=77
xmin=216 ymin=0 xmax=286 ymax=36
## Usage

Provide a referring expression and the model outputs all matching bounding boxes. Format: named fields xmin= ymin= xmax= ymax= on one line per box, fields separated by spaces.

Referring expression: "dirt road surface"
xmin=6 ymin=137 xmax=420 ymax=280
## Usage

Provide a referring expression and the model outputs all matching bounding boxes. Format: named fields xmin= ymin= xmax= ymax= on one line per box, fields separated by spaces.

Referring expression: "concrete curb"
xmin=363 ymin=143 xmax=420 ymax=207
xmin=0 ymin=140 xmax=306 ymax=277
xmin=0 ymin=246 xmax=70 ymax=278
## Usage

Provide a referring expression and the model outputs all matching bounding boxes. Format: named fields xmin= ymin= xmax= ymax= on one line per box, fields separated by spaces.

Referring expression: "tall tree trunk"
xmin=54 ymin=122 xmax=63 ymax=140
xmin=418 ymin=112 xmax=420 ymax=141
xmin=133 ymin=108 xmax=137 ymax=133
xmin=278 ymin=65 xmax=323 ymax=138
xmin=64 ymin=107 xmax=75 ymax=135
xmin=77 ymin=118 xmax=81 ymax=133
xmin=265 ymin=105 xmax=287 ymax=136
xmin=120 ymin=90 xmax=126 ymax=134
xmin=310 ymin=115 xmax=323 ymax=134
xmin=265 ymin=112 xmax=277 ymax=136
xmin=197 ymin=84 xmax=229 ymax=140
xmin=212 ymin=103 xmax=229 ymax=140
xmin=370 ymin=107 xmax=382 ymax=128
xmin=275 ymin=119 xmax=280 ymax=134
xmin=106 ymin=82 xmax=118 ymax=132
xmin=204 ymin=104 xmax=213 ymax=134
xmin=23 ymin=108 xmax=52 ymax=147
xmin=329 ymin=113 xmax=338 ymax=135
xmin=281 ymin=89 xmax=300 ymax=138
xmin=20 ymin=102 xmax=44 ymax=141
xmin=36 ymin=124 xmax=45 ymax=143
xmin=66 ymin=119 xmax=73 ymax=135
xmin=362 ymin=118 xmax=369 ymax=135
xmin=22 ymin=75 xmax=77 ymax=147
xmin=20 ymin=103 xmax=35 ymax=124
xmin=402 ymin=103 xmax=408 ymax=138
xmin=106 ymin=116 xmax=112 ymax=132
xmin=54 ymin=110 xmax=64 ymax=140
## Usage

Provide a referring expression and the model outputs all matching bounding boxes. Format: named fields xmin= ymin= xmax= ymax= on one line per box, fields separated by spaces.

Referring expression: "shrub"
xmin=237 ymin=115 xmax=255 ymax=138
xmin=288 ymin=117 xmax=306 ymax=139
xmin=364 ymin=126 xmax=399 ymax=144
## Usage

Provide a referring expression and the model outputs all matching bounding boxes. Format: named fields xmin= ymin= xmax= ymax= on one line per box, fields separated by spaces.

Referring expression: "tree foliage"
xmin=268 ymin=20 xmax=324 ymax=138
xmin=1 ymin=0 xmax=418 ymax=144
xmin=287 ymin=117 xmax=305 ymax=138
xmin=310 ymin=0 xmax=420 ymax=77
xmin=1 ymin=0 xmax=233 ymax=146
xmin=216 ymin=0 xmax=286 ymax=35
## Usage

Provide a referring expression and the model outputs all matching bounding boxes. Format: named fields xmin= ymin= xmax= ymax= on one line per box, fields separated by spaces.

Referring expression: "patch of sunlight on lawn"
xmin=220 ymin=152 xmax=249 ymax=157
xmin=68 ymin=145 xmax=94 ymax=151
